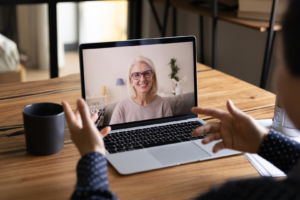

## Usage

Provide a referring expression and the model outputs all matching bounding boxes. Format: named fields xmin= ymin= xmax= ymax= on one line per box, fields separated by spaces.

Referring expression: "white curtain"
xmin=16 ymin=4 xmax=64 ymax=70
xmin=79 ymin=1 xmax=128 ymax=44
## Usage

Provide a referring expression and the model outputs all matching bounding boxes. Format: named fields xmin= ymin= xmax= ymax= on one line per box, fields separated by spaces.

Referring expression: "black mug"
xmin=23 ymin=103 xmax=65 ymax=156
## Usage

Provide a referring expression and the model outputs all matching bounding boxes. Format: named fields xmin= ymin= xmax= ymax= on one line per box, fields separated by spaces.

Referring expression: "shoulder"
xmin=110 ymin=98 xmax=133 ymax=125
xmin=155 ymin=95 xmax=167 ymax=103
xmin=115 ymin=97 xmax=133 ymax=108
xmin=155 ymin=95 xmax=170 ymax=106
xmin=154 ymin=95 xmax=172 ymax=113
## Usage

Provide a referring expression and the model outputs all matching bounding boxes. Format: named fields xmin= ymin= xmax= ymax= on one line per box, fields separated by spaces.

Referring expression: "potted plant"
xmin=168 ymin=58 xmax=179 ymax=82
xmin=171 ymin=76 xmax=187 ymax=95
xmin=169 ymin=58 xmax=187 ymax=95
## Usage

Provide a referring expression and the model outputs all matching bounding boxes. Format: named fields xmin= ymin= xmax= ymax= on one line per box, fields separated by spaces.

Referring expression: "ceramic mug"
xmin=23 ymin=102 xmax=65 ymax=156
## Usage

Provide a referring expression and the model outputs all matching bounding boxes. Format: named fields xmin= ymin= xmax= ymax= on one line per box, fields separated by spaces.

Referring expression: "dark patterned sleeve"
xmin=71 ymin=152 xmax=119 ymax=200
xmin=258 ymin=129 xmax=300 ymax=174
xmin=195 ymin=177 xmax=300 ymax=200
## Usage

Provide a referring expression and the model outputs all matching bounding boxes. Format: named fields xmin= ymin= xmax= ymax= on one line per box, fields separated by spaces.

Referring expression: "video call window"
xmin=82 ymin=42 xmax=195 ymax=127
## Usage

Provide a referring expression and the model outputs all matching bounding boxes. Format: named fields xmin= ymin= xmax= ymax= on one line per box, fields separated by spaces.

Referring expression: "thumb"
xmin=212 ymin=141 xmax=225 ymax=153
xmin=100 ymin=126 xmax=111 ymax=138
xmin=227 ymin=100 xmax=249 ymax=121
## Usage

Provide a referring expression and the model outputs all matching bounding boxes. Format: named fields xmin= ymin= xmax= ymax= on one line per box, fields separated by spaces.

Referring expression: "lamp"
xmin=116 ymin=78 xmax=125 ymax=86
xmin=116 ymin=79 xmax=125 ymax=99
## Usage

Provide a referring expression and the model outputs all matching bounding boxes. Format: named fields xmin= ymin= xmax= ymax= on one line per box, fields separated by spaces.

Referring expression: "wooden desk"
xmin=0 ymin=63 xmax=276 ymax=200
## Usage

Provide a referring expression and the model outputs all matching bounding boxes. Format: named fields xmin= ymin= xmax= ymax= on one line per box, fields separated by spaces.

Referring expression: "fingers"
xmin=212 ymin=141 xmax=226 ymax=153
xmin=62 ymin=101 xmax=77 ymax=128
xmin=76 ymin=108 xmax=98 ymax=123
xmin=192 ymin=122 xmax=220 ymax=136
xmin=201 ymin=132 xmax=221 ymax=144
xmin=91 ymin=113 xmax=98 ymax=123
xmin=77 ymin=99 xmax=93 ymax=127
xmin=226 ymin=100 xmax=249 ymax=121
xmin=192 ymin=107 xmax=226 ymax=120
xmin=100 ymin=126 xmax=111 ymax=138
xmin=75 ymin=109 xmax=81 ymax=121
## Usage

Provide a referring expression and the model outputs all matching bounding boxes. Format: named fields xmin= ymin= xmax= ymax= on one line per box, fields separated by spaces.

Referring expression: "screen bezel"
xmin=79 ymin=36 xmax=198 ymax=130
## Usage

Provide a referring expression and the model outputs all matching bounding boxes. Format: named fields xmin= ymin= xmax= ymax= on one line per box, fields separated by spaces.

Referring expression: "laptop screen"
xmin=80 ymin=37 xmax=197 ymax=129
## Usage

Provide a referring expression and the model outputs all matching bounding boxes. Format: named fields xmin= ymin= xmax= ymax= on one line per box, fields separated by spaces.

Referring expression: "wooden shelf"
xmin=0 ymin=64 xmax=26 ymax=84
xmin=197 ymin=62 xmax=211 ymax=71
xmin=86 ymin=96 xmax=106 ymax=100
xmin=153 ymin=0 xmax=281 ymax=32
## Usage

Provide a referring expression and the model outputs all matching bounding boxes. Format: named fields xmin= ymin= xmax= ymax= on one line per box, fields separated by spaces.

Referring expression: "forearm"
xmin=258 ymin=129 xmax=300 ymax=174
xmin=71 ymin=152 xmax=118 ymax=200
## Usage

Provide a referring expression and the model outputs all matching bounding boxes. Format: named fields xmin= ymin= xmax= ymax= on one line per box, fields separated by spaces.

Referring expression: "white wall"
xmin=57 ymin=2 xmax=78 ymax=44
xmin=83 ymin=42 xmax=195 ymax=103
xmin=142 ymin=1 xmax=278 ymax=93
xmin=79 ymin=1 xmax=128 ymax=44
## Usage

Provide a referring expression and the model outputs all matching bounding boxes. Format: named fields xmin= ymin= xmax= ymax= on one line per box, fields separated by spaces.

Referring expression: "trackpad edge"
xmin=147 ymin=142 xmax=211 ymax=166
xmin=107 ymin=150 xmax=162 ymax=175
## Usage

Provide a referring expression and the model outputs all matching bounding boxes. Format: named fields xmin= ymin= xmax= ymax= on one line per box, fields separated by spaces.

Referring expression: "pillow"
xmin=90 ymin=107 xmax=106 ymax=127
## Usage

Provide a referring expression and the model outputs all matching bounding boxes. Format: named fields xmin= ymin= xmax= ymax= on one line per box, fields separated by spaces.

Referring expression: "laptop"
xmin=79 ymin=36 xmax=240 ymax=175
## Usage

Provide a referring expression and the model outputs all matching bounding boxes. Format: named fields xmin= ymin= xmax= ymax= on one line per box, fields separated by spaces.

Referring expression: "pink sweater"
xmin=109 ymin=95 xmax=172 ymax=125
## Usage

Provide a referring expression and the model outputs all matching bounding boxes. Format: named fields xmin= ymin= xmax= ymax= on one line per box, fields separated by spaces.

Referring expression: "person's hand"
xmin=192 ymin=100 xmax=269 ymax=154
xmin=62 ymin=99 xmax=111 ymax=156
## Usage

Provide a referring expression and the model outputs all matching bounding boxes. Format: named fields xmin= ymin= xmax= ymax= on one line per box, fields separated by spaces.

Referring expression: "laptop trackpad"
xmin=147 ymin=142 xmax=211 ymax=166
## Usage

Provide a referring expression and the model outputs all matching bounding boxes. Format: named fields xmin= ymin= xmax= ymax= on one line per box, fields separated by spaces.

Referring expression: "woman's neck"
xmin=133 ymin=93 xmax=157 ymax=106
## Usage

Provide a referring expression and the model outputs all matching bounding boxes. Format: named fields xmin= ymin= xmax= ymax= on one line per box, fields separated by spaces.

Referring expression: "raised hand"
xmin=192 ymin=100 xmax=269 ymax=154
xmin=62 ymin=99 xmax=111 ymax=156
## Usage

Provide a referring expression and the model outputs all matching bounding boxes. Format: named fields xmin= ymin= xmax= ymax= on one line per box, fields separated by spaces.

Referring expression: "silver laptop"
xmin=79 ymin=36 xmax=240 ymax=175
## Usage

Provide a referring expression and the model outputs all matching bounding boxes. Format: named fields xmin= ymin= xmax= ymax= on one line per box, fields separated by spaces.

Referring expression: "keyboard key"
xmin=108 ymin=150 xmax=117 ymax=154
xmin=106 ymin=147 xmax=116 ymax=151
xmin=141 ymin=141 xmax=149 ymax=145
xmin=133 ymin=145 xmax=144 ymax=150
xmin=142 ymin=139 xmax=181 ymax=148
xmin=104 ymin=142 xmax=115 ymax=147
xmin=125 ymin=143 xmax=134 ymax=147
xmin=107 ymin=122 xmax=206 ymax=153
xmin=180 ymin=138 xmax=191 ymax=141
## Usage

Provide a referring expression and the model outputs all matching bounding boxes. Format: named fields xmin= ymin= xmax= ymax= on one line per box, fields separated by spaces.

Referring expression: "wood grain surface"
xmin=0 ymin=64 xmax=276 ymax=200
xmin=197 ymin=63 xmax=211 ymax=72
xmin=197 ymin=70 xmax=275 ymax=119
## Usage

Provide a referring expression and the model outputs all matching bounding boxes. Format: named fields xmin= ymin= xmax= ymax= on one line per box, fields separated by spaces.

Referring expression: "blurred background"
xmin=0 ymin=0 xmax=281 ymax=93
xmin=0 ymin=1 xmax=128 ymax=82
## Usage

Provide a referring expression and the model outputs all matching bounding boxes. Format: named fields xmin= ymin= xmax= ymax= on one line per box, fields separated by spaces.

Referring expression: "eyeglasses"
xmin=131 ymin=70 xmax=153 ymax=80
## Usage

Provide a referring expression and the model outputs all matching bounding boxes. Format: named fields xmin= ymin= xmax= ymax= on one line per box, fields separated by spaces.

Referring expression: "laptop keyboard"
xmin=104 ymin=121 xmax=208 ymax=154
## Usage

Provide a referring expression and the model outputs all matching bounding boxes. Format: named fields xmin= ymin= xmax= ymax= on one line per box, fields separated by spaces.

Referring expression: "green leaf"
xmin=168 ymin=58 xmax=180 ymax=81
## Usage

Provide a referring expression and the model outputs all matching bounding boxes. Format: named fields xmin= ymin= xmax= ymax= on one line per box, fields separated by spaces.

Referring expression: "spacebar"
xmin=142 ymin=139 xmax=181 ymax=148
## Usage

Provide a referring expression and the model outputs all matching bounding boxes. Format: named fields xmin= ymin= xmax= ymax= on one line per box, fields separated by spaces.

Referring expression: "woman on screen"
xmin=109 ymin=55 xmax=172 ymax=125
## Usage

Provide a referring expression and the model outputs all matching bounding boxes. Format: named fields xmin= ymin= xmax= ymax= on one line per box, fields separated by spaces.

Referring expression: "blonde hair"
xmin=127 ymin=55 xmax=158 ymax=98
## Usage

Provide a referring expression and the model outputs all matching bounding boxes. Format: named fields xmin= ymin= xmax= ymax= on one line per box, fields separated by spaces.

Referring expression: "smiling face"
xmin=130 ymin=61 xmax=153 ymax=95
